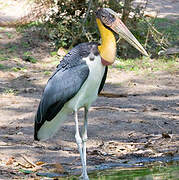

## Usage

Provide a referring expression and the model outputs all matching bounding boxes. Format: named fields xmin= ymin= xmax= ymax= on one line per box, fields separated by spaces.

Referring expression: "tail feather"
xmin=34 ymin=107 xmax=68 ymax=141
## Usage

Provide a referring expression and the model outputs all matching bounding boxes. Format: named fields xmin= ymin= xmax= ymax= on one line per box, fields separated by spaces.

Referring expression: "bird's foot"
xmin=79 ymin=173 xmax=89 ymax=180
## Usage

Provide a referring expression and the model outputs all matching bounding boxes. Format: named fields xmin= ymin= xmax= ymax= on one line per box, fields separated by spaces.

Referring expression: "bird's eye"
xmin=101 ymin=14 xmax=106 ymax=18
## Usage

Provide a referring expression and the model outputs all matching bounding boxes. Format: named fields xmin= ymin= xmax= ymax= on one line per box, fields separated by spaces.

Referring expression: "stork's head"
xmin=96 ymin=8 xmax=148 ymax=65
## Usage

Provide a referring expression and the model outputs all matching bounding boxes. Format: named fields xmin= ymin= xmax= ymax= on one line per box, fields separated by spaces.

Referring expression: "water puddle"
xmin=65 ymin=156 xmax=179 ymax=179
xmin=89 ymin=164 xmax=179 ymax=180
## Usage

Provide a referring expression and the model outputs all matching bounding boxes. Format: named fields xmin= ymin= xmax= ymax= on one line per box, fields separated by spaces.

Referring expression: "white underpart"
xmin=37 ymin=55 xmax=105 ymax=140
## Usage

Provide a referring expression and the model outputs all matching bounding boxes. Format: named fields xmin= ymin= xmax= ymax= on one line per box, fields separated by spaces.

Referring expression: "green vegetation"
xmin=3 ymin=88 xmax=17 ymax=95
xmin=0 ymin=55 xmax=9 ymax=61
xmin=0 ymin=63 xmax=8 ymax=70
xmin=22 ymin=55 xmax=38 ymax=63
xmin=153 ymin=18 xmax=179 ymax=43
xmin=5 ymin=32 xmax=13 ymax=39
xmin=11 ymin=66 xmax=27 ymax=72
xmin=21 ymin=41 xmax=30 ymax=48
xmin=22 ymin=52 xmax=38 ymax=63
xmin=0 ymin=0 xmax=177 ymax=75
xmin=23 ymin=51 xmax=31 ymax=56
xmin=17 ymin=2 xmax=179 ymax=59
xmin=44 ymin=71 xmax=51 ymax=75
xmin=114 ymin=57 xmax=179 ymax=73
xmin=0 ymin=63 xmax=27 ymax=72
xmin=7 ymin=45 xmax=17 ymax=53
xmin=50 ymin=51 xmax=58 ymax=57
xmin=119 ymin=17 xmax=179 ymax=58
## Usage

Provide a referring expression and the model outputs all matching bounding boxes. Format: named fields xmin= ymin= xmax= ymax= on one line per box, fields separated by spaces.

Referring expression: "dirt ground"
xmin=0 ymin=1 xmax=179 ymax=179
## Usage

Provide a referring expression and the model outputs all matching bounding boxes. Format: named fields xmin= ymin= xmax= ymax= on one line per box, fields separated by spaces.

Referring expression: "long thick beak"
xmin=105 ymin=8 xmax=149 ymax=57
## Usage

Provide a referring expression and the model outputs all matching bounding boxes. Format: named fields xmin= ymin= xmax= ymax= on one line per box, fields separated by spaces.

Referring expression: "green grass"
xmin=44 ymin=71 xmax=51 ymax=76
xmin=114 ymin=57 xmax=179 ymax=74
xmin=0 ymin=55 xmax=9 ymax=61
xmin=22 ymin=55 xmax=38 ymax=63
xmin=23 ymin=51 xmax=32 ymax=56
xmin=5 ymin=32 xmax=13 ymax=39
xmin=8 ymin=46 xmax=17 ymax=53
xmin=3 ymin=88 xmax=17 ymax=95
xmin=0 ymin=63 xmax=9 ymax=70
xmin=50 ymin=51 xmax=58 ymax=57
xmin=21 ymin=42 xmax=30 ymax=48
xmin=11 ymin=67 xmax=26 ymax=72
xmin=153 ymin=18 xmax=179 ymax=42
xmin=0 ymin=49 xmax=11 ymax=61
xmin=0 ymin=63 xmax=26 ymax=72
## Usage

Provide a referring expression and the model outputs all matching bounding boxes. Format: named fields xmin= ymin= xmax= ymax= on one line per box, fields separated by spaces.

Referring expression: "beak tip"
xmin=143 ymin=52 xmax=149 ymax=57
xmin=144 ymin=51 xmax=150 ymax=57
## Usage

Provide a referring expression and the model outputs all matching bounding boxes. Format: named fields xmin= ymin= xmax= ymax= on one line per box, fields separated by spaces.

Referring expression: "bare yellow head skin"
xmin=96 ymin=18 xmax=116 ymax=65
xmin=96 ymin=8 xmax=148 ymax=66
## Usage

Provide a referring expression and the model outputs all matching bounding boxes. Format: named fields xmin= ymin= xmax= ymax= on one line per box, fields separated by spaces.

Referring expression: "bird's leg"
xmin=74 ymin=110 xmax=89 ymax=180
xmin=81 ymin=107 xmax=88 ymax=178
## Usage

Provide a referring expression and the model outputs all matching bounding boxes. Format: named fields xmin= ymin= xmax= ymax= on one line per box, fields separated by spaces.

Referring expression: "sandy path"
xmin=134 ymin=0 xmax=179 ymax=19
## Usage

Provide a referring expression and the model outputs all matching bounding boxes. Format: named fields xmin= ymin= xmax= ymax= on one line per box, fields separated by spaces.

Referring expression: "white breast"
xmin=66 ymin=55 xmax=105 ymax=110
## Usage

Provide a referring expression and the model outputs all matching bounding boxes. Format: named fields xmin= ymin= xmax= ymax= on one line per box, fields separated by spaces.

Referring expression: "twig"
xmin=92 ymin=106 xmax=121 ymax=111
xmin=143 ymin=17 xmax=162 ymax=36
xmin=99 ymin=91 xmax=128 ymax=98
xmin=17 ymin=162 xmax=31 ymax=168
xmin=144 ymin=11 xmax=157 ymax=48
xmin=82 ymin=0 xmax=93 ymax=35
xmin=144 ymin=27 xmax=150 ymax=48
xmin=116 ymin=142 xmax=146 ymax=145
xmin=20 ymin=154 xmax=38 ymax=168
xmin=106 ymin=141 xmax=146 ymax=145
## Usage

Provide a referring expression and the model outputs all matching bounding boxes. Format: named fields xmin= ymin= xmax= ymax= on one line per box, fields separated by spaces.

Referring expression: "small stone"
xmin=0 ymin=141 xmax=8 ymax=146
xmin=17 ymin=132 xmax=23 ymax=135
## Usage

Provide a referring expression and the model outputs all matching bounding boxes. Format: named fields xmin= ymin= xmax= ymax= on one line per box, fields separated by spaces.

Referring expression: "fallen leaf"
xmin=6 ymin=157 xmax=15 ymax=165
xmin=162 ymin=133 xmax=171 ymax=138
xmin=36 ymin=161 xmax=45 ymax=166
xmin=99 ymin=91 xmax=128 ymax=98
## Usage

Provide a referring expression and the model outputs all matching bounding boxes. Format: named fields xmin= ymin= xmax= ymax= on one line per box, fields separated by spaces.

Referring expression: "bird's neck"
xmin=96 ymin=18 xmax=116 ymax=66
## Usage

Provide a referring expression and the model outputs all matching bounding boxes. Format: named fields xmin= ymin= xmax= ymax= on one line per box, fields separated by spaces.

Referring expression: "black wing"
xmin=34 ymin=43 xmax=98 ymax=140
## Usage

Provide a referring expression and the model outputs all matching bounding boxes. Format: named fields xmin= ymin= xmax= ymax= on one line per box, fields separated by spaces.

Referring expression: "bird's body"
xmin=34 ymin=8 xmax=148 ymax=180
xmin=34 ymin=42 xmax=107 ymax=140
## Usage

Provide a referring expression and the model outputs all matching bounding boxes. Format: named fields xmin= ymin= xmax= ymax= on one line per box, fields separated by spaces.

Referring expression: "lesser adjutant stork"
xmin=34 ymin=8 xmax=148 ymax=180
